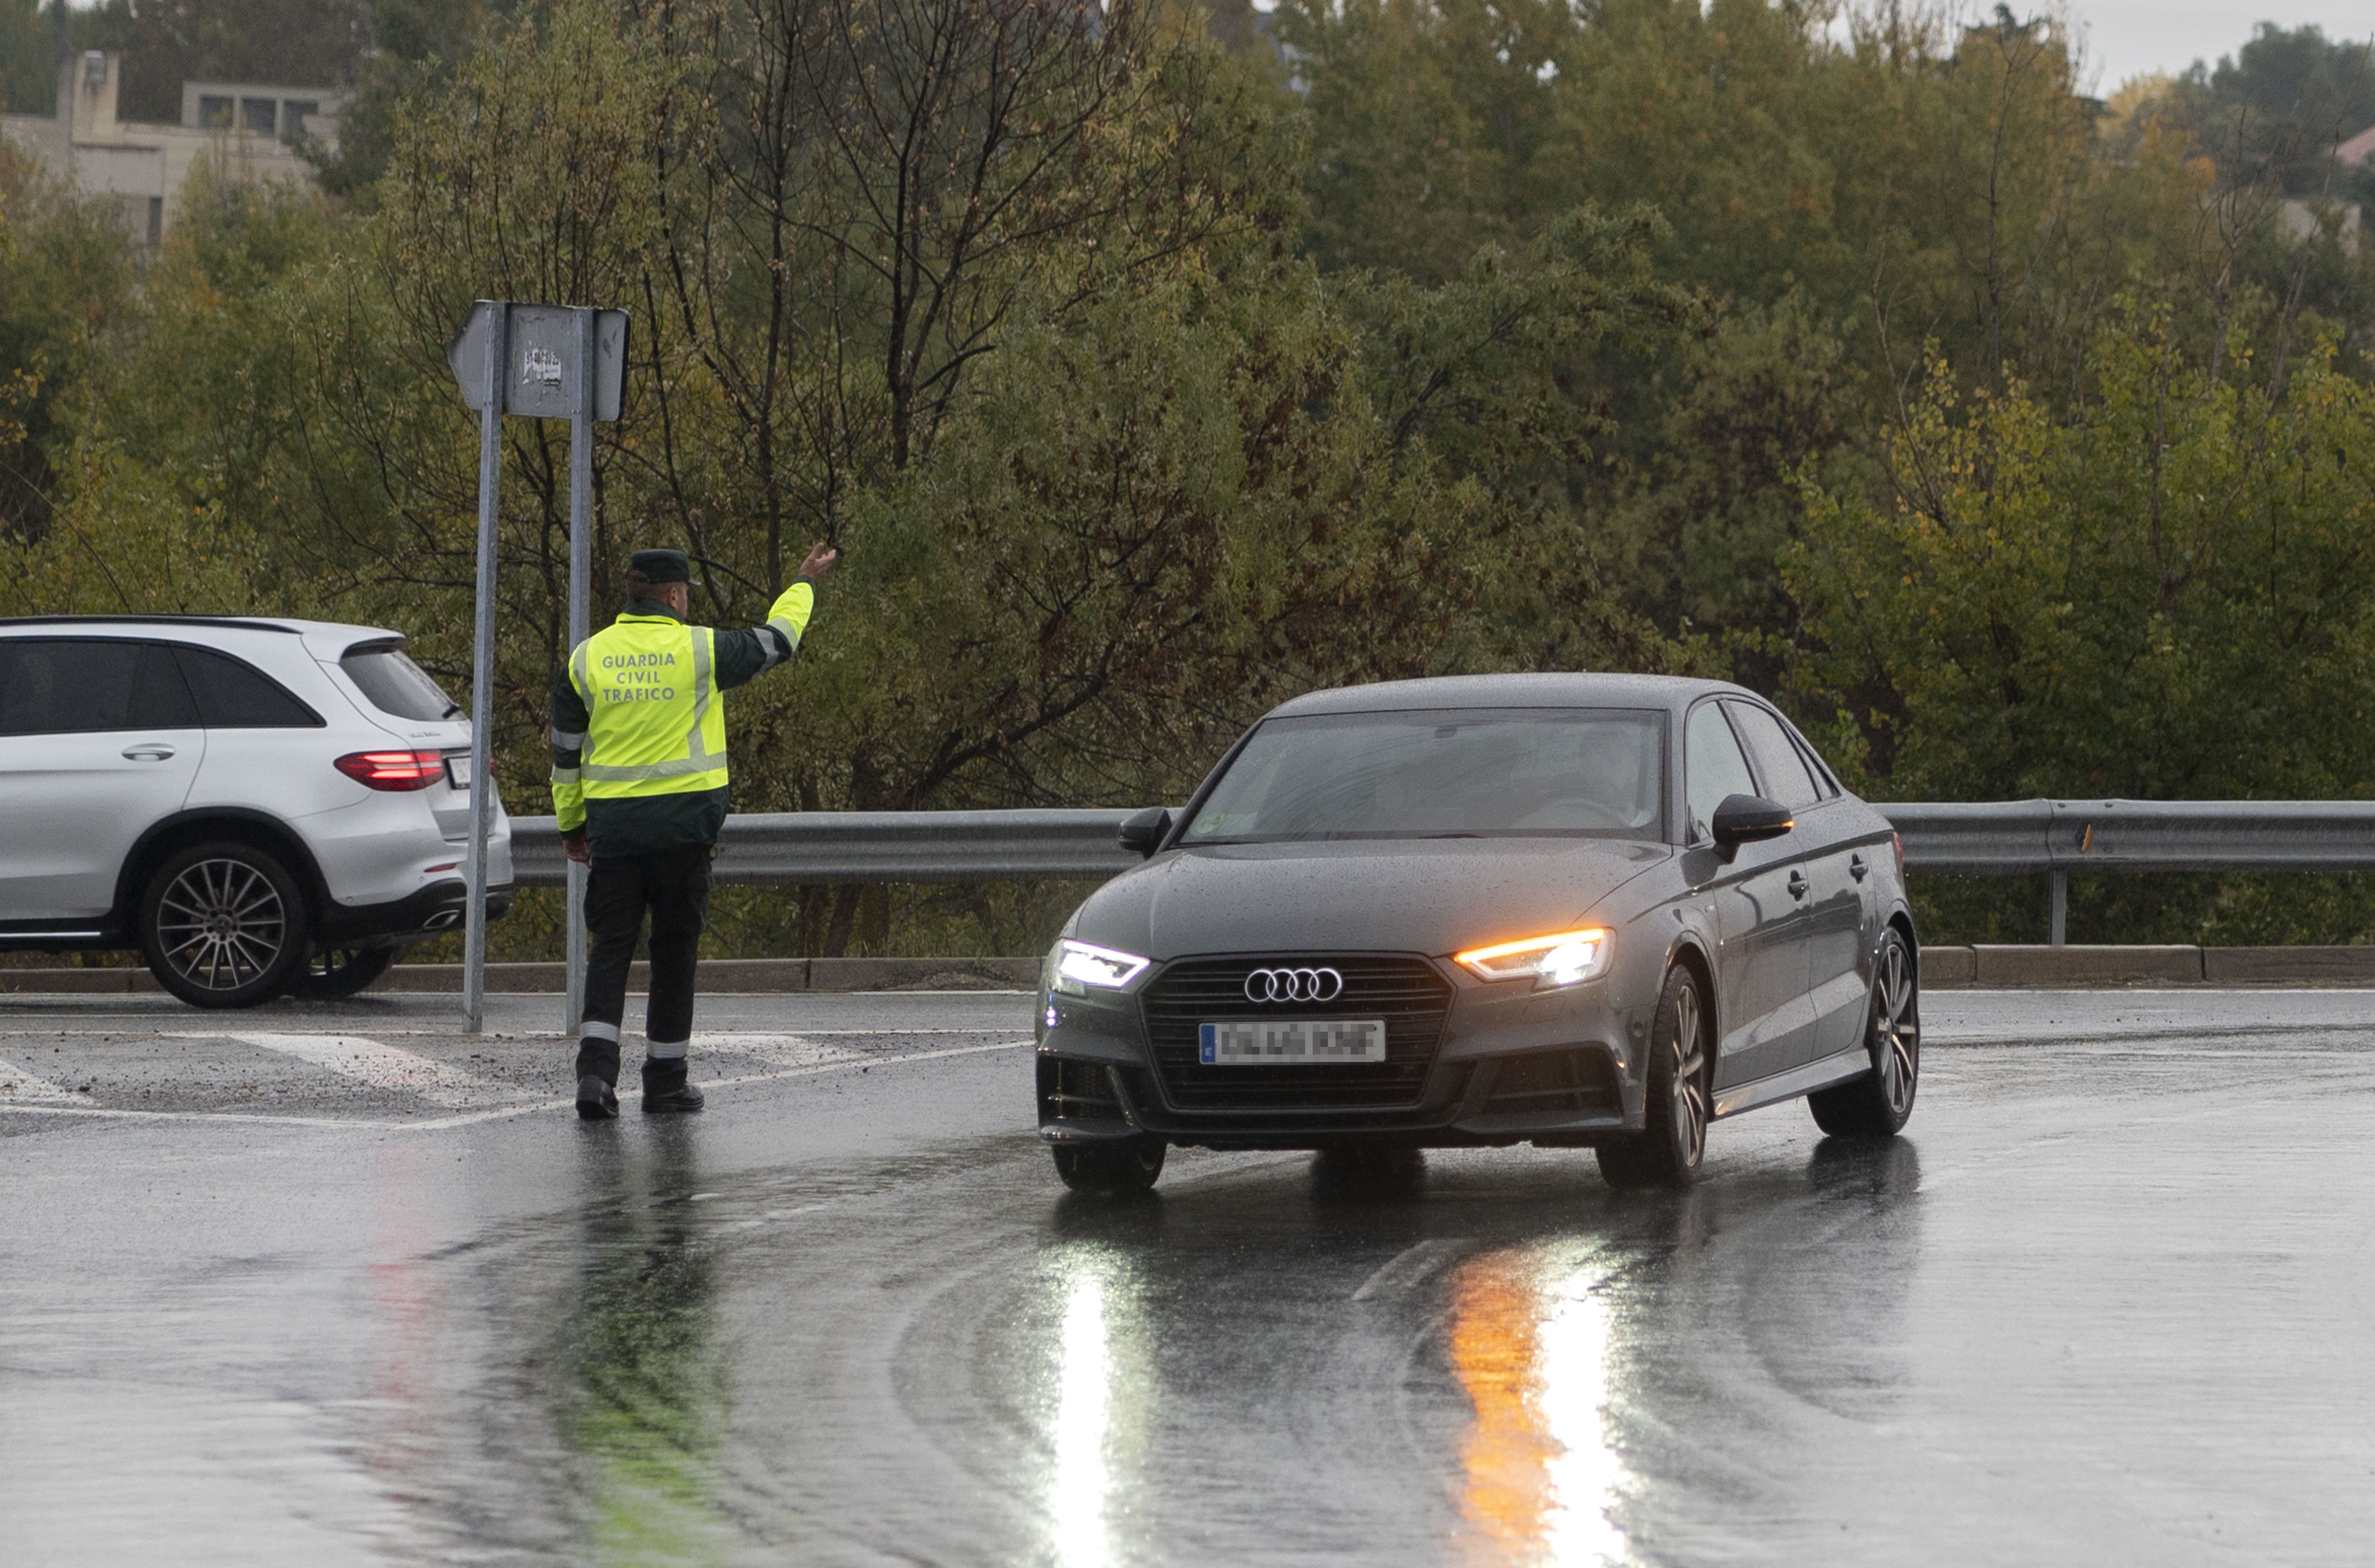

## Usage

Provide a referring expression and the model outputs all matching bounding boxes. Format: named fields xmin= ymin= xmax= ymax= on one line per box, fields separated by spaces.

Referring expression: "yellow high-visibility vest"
xmin=567 ymin=615 xmax=730 ymax=800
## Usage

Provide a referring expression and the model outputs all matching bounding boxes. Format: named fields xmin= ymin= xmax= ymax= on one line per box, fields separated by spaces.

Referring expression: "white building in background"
xmin=1 ymin=52 xmax=346 ymax=244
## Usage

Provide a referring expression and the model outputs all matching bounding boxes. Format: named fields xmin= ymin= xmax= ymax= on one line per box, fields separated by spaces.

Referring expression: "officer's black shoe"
xmin=576 ymin=1075 xmax=619 ymax=1120
xmin=640 ymin=1059 xmax=705 ymax=1114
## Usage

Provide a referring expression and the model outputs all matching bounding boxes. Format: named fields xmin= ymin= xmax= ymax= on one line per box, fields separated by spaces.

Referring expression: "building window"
xmin=146 ymin=197 xmax=163 ymax=247
xmin=198 ymin=95 xmax=233 ymax=128
xmin=282 ymin=99 xmax=319 ymax=142
xmin=240 ymin=97 xmax=276 ymax=135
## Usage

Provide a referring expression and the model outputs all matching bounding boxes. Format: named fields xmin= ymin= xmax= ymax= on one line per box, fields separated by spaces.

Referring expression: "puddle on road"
xmin=13 ymin=1123 xmax=1927 ymax=1565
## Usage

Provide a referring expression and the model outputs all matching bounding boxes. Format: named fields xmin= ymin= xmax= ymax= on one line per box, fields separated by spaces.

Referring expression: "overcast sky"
xmin=2066 ymin=2 xmax=2370 ymax=91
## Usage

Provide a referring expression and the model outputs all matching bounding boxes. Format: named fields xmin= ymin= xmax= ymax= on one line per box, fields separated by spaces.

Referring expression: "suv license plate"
xmin=445 ymin=753 xmax=472 ymax=789
xmin=1199 ymin=1020 xmax=1386 ymax=1065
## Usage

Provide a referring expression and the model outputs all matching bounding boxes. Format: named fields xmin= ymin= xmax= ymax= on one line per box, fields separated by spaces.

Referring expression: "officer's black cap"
xmin=626 ymin=548 xmax=691 ymax=584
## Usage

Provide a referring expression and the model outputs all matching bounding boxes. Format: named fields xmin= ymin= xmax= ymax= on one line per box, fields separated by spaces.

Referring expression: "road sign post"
xmin=447 ymin=300 xmax=629 ymax=1034
xmin=565 ymin=309 xmax=597 ymax=1034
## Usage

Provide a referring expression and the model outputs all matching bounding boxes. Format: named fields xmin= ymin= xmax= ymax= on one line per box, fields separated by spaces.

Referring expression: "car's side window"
xmin=0 ymin=639 xmax=142 ymax=735
xmin=132 ymin=643 xmax=202 ymax=728
xmin=1787 ymin=728 xmax=1840 ymax=798
xmin=1684 ymin=702 xmax=1759 ymax=842
xmin=1724 ymin=700 xmax=1822 ymax=812
xmin=0 ymin=639 xmax=208 ymax=736
xmin=171 ymin=646 xmax=323 ymax=729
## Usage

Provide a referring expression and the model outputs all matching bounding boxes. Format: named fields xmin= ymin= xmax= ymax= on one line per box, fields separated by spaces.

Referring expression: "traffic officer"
xmin=549 ymin=542 xmax=838 ymax=1118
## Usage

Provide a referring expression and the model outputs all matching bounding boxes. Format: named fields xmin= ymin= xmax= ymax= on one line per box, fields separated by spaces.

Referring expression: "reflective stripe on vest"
xmin=568 ymin=619 xmax=729 ymax=795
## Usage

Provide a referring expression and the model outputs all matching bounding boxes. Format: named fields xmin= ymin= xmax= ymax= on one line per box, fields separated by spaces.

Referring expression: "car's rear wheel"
xmin=1598 ymin=963 xmax=1710 ymax=1189
xmin=1809 ymin=928 xmax=1919 ymax=1138
xmin=290 ymin=944 xmax=397 ymax=1001
xmin=1051 ymin=1136 xmax=1166 ymax=1194
xmin=140 ymin=842 xmax=309 ymax=1009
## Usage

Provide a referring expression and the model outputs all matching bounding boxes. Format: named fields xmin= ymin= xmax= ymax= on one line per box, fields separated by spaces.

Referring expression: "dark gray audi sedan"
xmin=1034 ymin=674 xmax=1920 ymax=1191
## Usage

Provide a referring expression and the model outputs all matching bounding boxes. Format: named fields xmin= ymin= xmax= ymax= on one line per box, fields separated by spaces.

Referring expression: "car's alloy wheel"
xmin=1809 ymin=928 xmax=1920 ymax=1138
xmin=1051 ymin=1136 xmax=1166 ymax=1194
xmin=290 ymin=944 xmax=398 ymax=1001
xmin=1598 ymin=964 xmax=1710 ymax=1189
xmin=140 ymin=842 xmax=309 ymax=1009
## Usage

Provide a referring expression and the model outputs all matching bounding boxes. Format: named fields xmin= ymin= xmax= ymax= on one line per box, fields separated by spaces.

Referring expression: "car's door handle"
xmin=121 ymin=743 xmax=176 ymax=762
xmin=1849 ymin=853 xmax=1869 ymax=882
xmin=1787 ymin=870 xmax=1809 ymax=900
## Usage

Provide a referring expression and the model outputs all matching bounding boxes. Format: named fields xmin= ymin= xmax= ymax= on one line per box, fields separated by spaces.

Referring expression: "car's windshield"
xmin=1181 ymin=708 xmax=1664 ymax=843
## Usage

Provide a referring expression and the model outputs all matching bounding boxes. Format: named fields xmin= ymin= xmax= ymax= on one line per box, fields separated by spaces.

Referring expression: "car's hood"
xmin=1072 ymin=838 xmax=1671 ymax=960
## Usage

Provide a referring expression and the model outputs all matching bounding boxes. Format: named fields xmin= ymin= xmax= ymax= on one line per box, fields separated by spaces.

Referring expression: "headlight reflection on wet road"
xmin=1051 ymin=1266 xmax=1113 ymax=1568
xmin=1045 ymin=1247 xmax=1141 ymax=1568
xmin=1451 ymin=1246 xmax=1628 ymax=1566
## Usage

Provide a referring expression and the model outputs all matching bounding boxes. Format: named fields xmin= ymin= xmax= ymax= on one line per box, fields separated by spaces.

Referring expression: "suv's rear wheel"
xmin=140 ymin=842 xmax=308 ymax=1008
xmin=1598 ymin=963 xmax=1711 ymax=1190
xmin=290 ymin=944 xmax=397 ymax=1001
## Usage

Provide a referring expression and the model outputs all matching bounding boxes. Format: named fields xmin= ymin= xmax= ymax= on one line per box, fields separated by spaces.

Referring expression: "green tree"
xmin=1786 ymin=309 xmax=2375 ymax=940
xmin=0 ymin=153 xmax=138 ymax=545
xmin=1 ymin=0 xmax=56 ymax=115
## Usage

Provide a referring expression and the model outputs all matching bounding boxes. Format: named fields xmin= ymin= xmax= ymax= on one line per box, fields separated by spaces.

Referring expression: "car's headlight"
xmin=1454 ymin=927 xmax=1613 ymax=989
xmin=1049 ymin=939 xmax=1153 ymax=995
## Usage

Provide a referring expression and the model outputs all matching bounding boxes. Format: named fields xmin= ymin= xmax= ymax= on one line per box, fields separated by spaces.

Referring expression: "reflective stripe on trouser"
xmin=567 ymin=619 xmax=728 ymax=795
xmin=576 ymin=844 xmax=712 ymax=1083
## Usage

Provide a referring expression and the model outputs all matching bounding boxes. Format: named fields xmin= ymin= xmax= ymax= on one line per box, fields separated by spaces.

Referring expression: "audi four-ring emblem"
xmin=1244 ymin=966 xmax=1345 ymax=1004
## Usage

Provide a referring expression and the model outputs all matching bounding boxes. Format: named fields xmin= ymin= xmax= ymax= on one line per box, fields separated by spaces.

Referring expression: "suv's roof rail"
xmin=0 ymin=615 xmax=307 ymax=634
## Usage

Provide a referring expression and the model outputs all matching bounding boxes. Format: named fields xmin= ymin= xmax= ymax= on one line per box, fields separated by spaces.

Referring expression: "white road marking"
xmin=0 ymin=1055 xmax=75 ymax=1102
xmin=0 ymin=1039 xmax=1028 ymax=1131
xmin=192 ymin=1034 xmax=492 ymax=1109
xmin=1351 ymin=1237 xmax=1472 ymax=1302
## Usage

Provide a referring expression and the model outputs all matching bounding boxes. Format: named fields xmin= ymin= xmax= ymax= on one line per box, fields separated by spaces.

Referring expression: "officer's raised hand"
xmin=799 ymin=541 xmax=839 ymax=581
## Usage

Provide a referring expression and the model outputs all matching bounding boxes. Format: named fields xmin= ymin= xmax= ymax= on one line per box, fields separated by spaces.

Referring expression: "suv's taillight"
xmin=335 ymin=749 xmax=446 ymax=790
xmin=1892 ymin=831 xmax=1905 ymax=874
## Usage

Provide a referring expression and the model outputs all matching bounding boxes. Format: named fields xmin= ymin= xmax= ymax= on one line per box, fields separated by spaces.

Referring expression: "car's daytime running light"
xmin=1051 ymin=939 xmax=1152 ymax=994
xmin=1455 ymin=927 xmax=1614 ymax=988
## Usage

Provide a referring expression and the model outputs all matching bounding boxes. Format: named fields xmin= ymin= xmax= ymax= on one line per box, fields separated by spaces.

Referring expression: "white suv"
xmin=0 ymin=616 xmax=514 ymax=1006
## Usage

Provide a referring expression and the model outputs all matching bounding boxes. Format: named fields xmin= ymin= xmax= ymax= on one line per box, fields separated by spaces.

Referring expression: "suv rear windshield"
xmin=341 ymin=646 xmax=460 ymax=722
xmin=1181 ymin=708 xmax=1665 ymax=843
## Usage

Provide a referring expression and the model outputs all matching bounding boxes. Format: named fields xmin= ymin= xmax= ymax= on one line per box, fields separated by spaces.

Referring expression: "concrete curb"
xmin=15 ymin=947 xmax=2375 ymax=995
xmin=1921 ymin=944 xmax=2375 ymax=988
xmin=0 ymin=956 xmax=1041 ymax=996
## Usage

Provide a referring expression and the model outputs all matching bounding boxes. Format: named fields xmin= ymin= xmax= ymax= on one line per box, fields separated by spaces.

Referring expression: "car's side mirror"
xmin=1711 ymin=793 xmax=1793 ymax=850
xmin=1118 ymin=807 xmax=1172 ymax=858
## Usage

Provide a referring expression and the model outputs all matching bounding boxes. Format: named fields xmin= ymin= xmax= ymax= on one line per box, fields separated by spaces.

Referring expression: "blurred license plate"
xmin=1199 ymin=1020 xmax=1386 ymax=1065
xmin=445 ymin=753 xmax=472 ymax=789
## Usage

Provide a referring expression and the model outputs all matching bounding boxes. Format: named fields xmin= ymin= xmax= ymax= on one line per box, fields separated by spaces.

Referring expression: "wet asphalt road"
xmin=3 ymin=988 xmax=2373 ymax=1566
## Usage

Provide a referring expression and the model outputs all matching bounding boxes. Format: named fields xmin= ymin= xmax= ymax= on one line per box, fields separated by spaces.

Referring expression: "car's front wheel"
xmin=140 ymin=842 xmax=310 ymax=1009
xmin=1809 ymin=928 xmax=1919 ymax=1138
xmin=1598 ymin=963 xmax=1710 ymax=1189
xmin=1052 ymin=1136 xmax=1166 ymax=1194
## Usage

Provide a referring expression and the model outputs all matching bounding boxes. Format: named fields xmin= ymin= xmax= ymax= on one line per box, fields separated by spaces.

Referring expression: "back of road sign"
xmin=447 ymin=303 xmax=629 ymax=421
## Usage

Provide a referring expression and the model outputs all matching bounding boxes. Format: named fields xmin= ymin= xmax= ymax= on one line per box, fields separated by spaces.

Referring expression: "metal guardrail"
xmin=514 ymin=799 xmax=2375 ymax=885
xmin=1884 ymin=800 xmax=2375 ymax=876
xmin=510 ymin=809 xmax=1144 ymax=887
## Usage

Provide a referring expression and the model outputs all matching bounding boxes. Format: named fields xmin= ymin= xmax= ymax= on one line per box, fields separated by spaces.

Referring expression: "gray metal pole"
xmin=564 ymin=308 xmax=595 ymax=1036
xmin=2049 ymin=868 xmax=2068 ymax=947
xmin=462 ymin=303 xmax=508 ymax=1033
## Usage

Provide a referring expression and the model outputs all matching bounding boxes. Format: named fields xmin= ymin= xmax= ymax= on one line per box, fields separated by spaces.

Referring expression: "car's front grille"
xmin=1139 ymin=955 xmax=1454 ymax=1112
